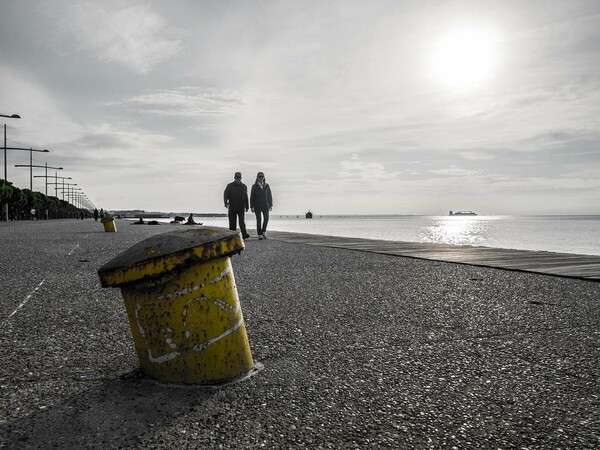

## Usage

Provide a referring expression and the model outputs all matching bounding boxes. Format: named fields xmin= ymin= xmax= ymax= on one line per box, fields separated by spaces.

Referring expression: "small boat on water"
xmin=449 ymin=210 xmax=477 ymax=216
xmin=305 ymin=210 xmax=313 ymax=219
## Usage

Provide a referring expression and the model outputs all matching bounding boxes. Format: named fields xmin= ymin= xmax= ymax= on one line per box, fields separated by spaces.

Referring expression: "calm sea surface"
xmin=146 ymin=215 xmax=600 ymax=256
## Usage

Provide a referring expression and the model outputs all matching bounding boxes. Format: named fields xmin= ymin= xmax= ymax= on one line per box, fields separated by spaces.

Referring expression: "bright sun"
xmin=431 ymin=29 xmax=497 ymax=89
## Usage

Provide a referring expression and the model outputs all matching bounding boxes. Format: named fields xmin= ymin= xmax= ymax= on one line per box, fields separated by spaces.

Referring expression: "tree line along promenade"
xmin=0 ymin=178 xmax=88 ymax=221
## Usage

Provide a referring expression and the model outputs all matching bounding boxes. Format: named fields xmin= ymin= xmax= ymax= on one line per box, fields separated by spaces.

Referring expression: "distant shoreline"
xmin=112 ymin=212 xmax=227 ymax=219
xmin=112 ymin=213 xmax=600 ymax=219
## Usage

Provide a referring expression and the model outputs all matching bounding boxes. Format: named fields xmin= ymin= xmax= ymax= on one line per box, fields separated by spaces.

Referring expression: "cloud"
xmin=338 ymin=155 xmax=390 ymax=180
xmin=118 ymin=87 xmax=246 ymax=116
xmin=486 ymin=175 xmax=599 ymax=193
xmin=519 ymin=128 xmax=598 ymax=148
xmin=428 ymin=167 xmax=482 ymax=177
xmin=0 ymin=67 xmax=83 ymax=147
xmin=47 ymin=1 xmax=182 ymax=74
xmin=71 ymin=123 xmax=174 ymax=149
xmin=31 ymin=122 xmax=178 ymax=180
xmin=457 ymin=151 xmax=497 ymax=161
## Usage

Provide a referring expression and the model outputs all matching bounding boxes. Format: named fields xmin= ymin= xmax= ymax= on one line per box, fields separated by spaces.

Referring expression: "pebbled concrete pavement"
xmin=0 ymin=219 xmax=598 ymax=449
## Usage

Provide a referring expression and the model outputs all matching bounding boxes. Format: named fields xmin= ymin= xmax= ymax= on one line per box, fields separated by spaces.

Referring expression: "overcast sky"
xmin=1 ymin=0 xmax=599 ymax=215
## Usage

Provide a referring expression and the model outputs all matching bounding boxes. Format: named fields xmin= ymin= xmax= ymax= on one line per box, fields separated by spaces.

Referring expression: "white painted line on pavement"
xmin=2 ymin=279 xmax=45 ymax=327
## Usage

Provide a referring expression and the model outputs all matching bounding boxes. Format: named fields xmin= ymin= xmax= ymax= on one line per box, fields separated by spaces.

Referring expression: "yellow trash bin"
xmin=101 ymin=216 xmax=117 ymax=232
xmin=98 ymin=227 xmax=253 ymax=384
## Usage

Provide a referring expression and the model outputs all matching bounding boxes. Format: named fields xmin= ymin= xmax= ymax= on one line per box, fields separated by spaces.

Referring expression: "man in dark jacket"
xmin=224 ymin=172 xmax=250 ymax=238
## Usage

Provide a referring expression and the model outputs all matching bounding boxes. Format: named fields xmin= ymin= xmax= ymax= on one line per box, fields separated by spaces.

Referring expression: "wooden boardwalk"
xmin=267 ymin=231 xmax=600 ymax=282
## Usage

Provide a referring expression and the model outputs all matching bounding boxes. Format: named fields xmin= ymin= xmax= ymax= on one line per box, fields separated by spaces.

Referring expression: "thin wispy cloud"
xmin=119 ymin=88 xmax=246 ymax=116
xmin=338 ymin=156 xmax=392 ymax=181
xmin=520 ymin=129 xmax=598 ymax=148
xmin=457 ymin=151 xmax=498 ymax=161
xmin=72 ymin=124 xmax=174 ymax=149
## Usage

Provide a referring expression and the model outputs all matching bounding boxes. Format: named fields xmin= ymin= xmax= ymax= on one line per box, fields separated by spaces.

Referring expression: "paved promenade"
xmin=1 ymin=219 xmax=599 ymax=448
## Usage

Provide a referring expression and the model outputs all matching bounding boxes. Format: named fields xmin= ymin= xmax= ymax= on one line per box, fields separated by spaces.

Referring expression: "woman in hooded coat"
xmin=250 ymin=171 xmax=273 ymax=239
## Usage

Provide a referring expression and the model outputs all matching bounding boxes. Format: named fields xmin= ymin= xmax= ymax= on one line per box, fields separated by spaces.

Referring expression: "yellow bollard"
xmin=98 ymin=227 xmax=253 ymax=384
xmin=102 ymin=216 xmax=117 ymax=232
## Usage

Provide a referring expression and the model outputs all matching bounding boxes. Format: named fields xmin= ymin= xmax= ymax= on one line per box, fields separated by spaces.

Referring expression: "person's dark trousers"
xmin=255 ymin=209 xmax=269 ymax=235
xmin=228 ymin=209 xmax=248 ymax=237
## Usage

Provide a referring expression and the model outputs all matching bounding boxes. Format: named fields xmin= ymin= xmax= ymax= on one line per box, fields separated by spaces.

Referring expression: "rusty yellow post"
xmin=101 ymin=215 xmax=117 ymax=232
xmin=98 ymin=227 xmax=253 ymax=384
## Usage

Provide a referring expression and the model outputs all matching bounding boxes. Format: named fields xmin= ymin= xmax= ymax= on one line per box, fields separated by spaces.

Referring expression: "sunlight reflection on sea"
xmin=421 ymin=216 xmax=491 ymax=246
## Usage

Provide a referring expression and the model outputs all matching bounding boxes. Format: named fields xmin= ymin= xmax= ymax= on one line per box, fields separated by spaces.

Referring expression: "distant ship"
xmin=449 ymin=210 xmax=477 ymax=216
xmin=305 ymin=210 xmax=313 ymax=219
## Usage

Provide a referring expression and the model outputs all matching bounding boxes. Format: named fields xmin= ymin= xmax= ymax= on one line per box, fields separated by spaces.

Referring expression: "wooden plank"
xmin=267 ymin=231 xmax=600 ymax=281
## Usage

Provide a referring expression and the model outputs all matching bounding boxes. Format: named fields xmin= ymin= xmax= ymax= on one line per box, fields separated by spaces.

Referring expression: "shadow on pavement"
xmin=0 ymin=372 xmax=216 ymax=448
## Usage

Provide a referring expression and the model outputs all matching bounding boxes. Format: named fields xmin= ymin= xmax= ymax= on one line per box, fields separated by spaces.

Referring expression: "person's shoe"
xmin=262 ymin=232 xmax=268 ymax=239
xmin=258 ymin=235 xmax=263 ymax=240
xmin=243 ymin=234 xmax=250 ymax=239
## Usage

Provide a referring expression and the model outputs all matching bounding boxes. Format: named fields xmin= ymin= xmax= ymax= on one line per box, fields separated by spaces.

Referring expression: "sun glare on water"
xmin=430 ymin=29 xmax=498 ymax=90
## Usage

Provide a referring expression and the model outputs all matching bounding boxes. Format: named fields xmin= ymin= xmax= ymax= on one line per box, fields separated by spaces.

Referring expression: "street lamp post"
xmin=3 ymin=116 xmax=24 ymax=181
xmin=46 ymin=176 xmax=72 ymax=200
xmin=64 ymin=182 xmax=76 ymax=202
xmin=31 ymin=165 xmax=63 ymax=221
xmin=57 ymin=182 xmax=77 ymax=202
xmin=69 ymin=188 xmax=83 ymax=208
xmin=46 ymin=177 xmax=78 ymax=220
xmin=2 ymin=113 xmax=20 ymax=221
xmin=16 ymin=161 xmax=61 ymax=191
xmin=70 ymin=188 xmax=83 ymax=206
xmin=57 ymin=184 xmax=78 ymax=218
xmin=59 ymin=186 xmax=74 ymax=204
xmin=33 ymin=164 xmax=64 ymax=196
xmin=5 ymin=147 xmax=50 ymax=189
xmin=79 ymin=196 xmax=88 ymax=209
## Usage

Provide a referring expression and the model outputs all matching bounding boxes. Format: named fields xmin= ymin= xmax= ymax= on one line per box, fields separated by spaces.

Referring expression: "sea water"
xmin=140 ymin=215 xmax=600 ymax=256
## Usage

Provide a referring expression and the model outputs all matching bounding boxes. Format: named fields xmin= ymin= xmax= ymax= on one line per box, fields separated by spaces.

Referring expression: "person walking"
xmin=94 ymin=208 xmax=99 ymax=221
xmin=224 ymin=172 xmax=250 ymax=239
xmin=250 ymin=171 xmax=273 ymax=240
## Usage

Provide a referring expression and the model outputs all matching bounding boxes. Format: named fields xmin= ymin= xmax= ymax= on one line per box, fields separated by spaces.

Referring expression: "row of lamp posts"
xmin=2 ymin=113 xmax=95 ymax=219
